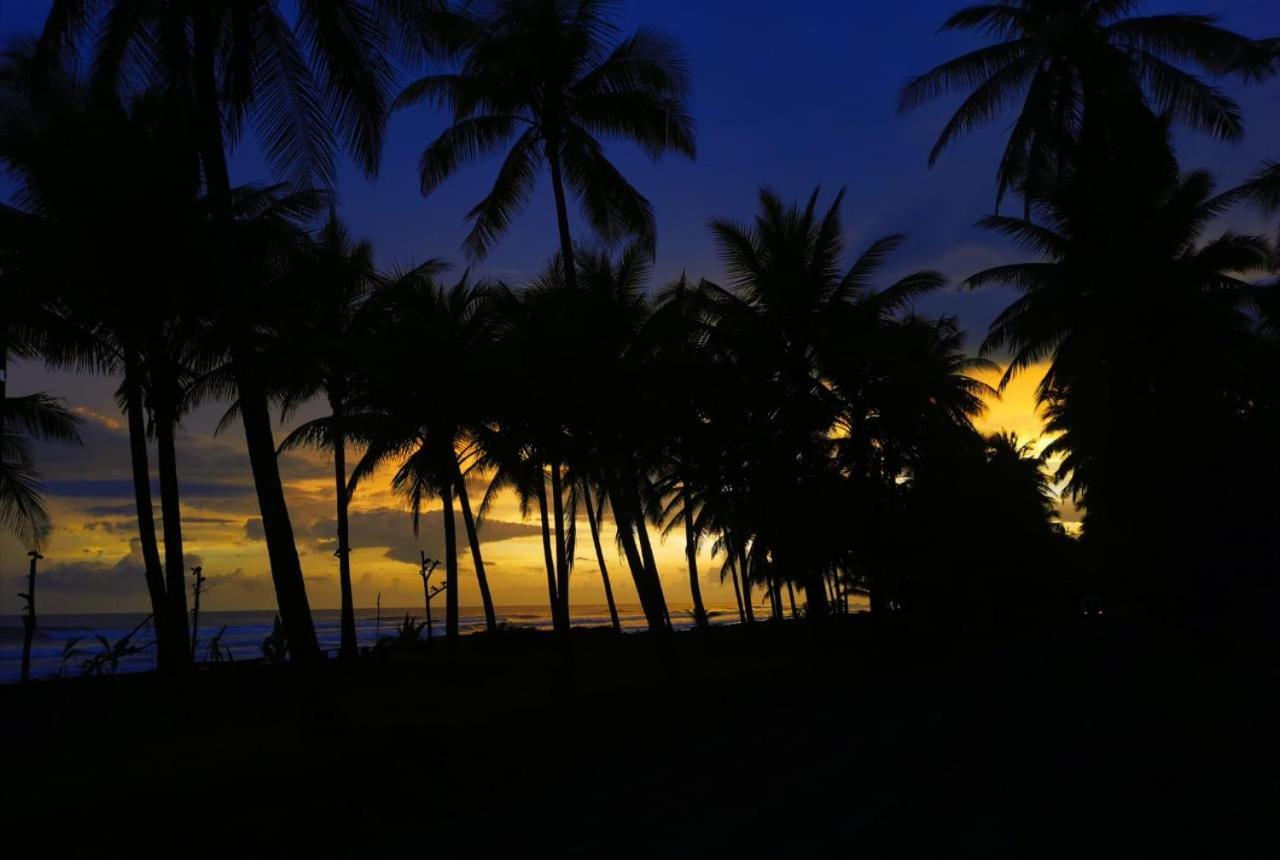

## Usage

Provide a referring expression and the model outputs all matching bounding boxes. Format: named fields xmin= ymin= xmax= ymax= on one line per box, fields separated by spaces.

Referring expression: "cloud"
xmin=32 ymin=540 xmax=150 ymax=598
xmin=83 ymin=503 xmax=141 ymax=517
xmin=28 ymin=541 xmax=204 ymax=599
xmin=45 ymin=479 xmax=254 ymax=499
xmin=71 ymin=405 xmax=124 ymax=431
xmin=28 ymin=409 xmax=331 ymax=504
xmin=299 ymin=507 xmax=543 ymax=566
xmin=207 ymin=567 xmax=274 ymax=594
xmin=83 ymin=520 xmax=138 ymax=535
xmin=244 ymin=518 xmax=265 ymax=541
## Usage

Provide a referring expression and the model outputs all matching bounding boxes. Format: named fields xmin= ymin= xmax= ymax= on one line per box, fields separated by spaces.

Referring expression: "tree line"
xmin=2 ymin=1 xmax=1279 ymax=672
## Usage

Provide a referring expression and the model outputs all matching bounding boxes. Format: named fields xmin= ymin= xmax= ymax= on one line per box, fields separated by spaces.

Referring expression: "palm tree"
xmin=897 ymin=426 xmax=1069 ymax=617
xmin=556 ymin=247 xmax=677 ymax=633
xmin=706 ymin=188 xmax=946 ymax=617
xmin=579 ymin=479 xmax=620 ymax=632
xmin=347 ymin=273 xmax=501 ymax=639
xmin=646 ymin=275 xmax=723 ymax=630
xmin=395 ymin=0 xmax=695 ymax=281
xmin=1 ymin=55 xmax=201 ymax=665
xmin=1 ymin=393 xmax=82 ymax=549
xmin=145 ymin=322 xmax=201 ymax=663
xmin=274 ymin=213 xmax=391 ymax=659
xmin=0 ymin=52 xmax=86 ymax=550
xmin=481 ymin=267 xmax=580 ymax=635
xmin=1242 ymin=161 xmax=1280 ymax=246
xmin=39 ymin=0 xmax=401 ymax=662
xmin=965 ymin=161 xmax=1273 ymax=610
xmin=900 ymin=1 xmax=1273 ymax=207
xmin=474 ymin=413 xmax=563 ymax=626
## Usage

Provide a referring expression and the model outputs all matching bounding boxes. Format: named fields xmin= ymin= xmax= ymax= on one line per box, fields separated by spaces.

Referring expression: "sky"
xmin=2 ymin=1 xmax=1278 ymax=617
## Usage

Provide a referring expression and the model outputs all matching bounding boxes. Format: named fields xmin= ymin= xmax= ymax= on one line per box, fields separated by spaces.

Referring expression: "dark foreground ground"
xmin=3 ymin=614 xmax=1277 ymax=857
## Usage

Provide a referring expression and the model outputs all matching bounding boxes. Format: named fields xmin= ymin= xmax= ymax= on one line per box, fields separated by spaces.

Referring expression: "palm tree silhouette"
xmin=38 ymin=0 xmax=402 ymax=661
xmin=706 ymin=188 xmax=946 ymax=617
xmin=348 ymin=273 xmax=501 ymax=639
xmin=480 ymin=263 xmax=583 ymax=634
xmin=645 ymin=275 xmax=724 ymax=630
xmin=1242 ymin=160 xmax=1280 ymax=245
xmin=1 ymin=393 xmax=82 ymax=549
xmin=900 ymin=1 xmax=1273 ymax=207
xmin=0 ymin=57 xmax=203 ymax=664
xmin=274 ymin=213 xmax=404 ymax=659
xmin=395 ymin=0 xmax=695 ymax=279
xmin=572 ymin=246 xmax=680 ymax=632
xmin=966 ymin=158 xmax=1273 ymax=607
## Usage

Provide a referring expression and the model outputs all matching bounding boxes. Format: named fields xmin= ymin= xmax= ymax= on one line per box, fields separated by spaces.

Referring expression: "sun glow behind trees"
xmin=0 ymin=359 xmax=1056 ymax=614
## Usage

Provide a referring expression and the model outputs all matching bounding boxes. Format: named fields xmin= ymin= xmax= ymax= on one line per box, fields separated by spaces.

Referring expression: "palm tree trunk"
xmin=123 ymin=373 xmax=175 ymax=669
xmin=453 ymin=459 xmax=497 ymax=633
xmin=550 ymin=460 xmax=571 ymax=633
xmin=581 ymin=481 xmax=620 ymax=632
xmin=801 ymin=566 xmax=829 ymax=622
xmin=683 ymin=495 xmax=709 ymax=630
xmin=190 ymin=567 xmax=205 ymax=656
xmin=738 ymin=547 xmax=755 ymax=624
xmin=535 ymin=473 xmax=560 ymax=623
xmin=194 ymin=16 xmax=318 ymax=663
xmin=729 ymin=562 xmax=745 ymax=624
xmin=0 ymin=331 xmax=7 ymax=412
xmin=786 ymin=579 xmax=798 ymax=619
xmin=155 ymin=410 xmax=192 ymax=662
xmin=631 ymin=500 xmax=670 ymax=629
xmin=546 ymin=145 xmax=580 ymax=293
xmin=330 ymin=400 xmax=357 ymax=660
xmin=239 ymin=371 xmax=321 ymax=659
xmin=442 ymin=480 xmax=459 ymax=640
xmin=606 ymin=480 xmax=665 ymax=634
xmin=19 ymin=551 xmax=38 ymax=683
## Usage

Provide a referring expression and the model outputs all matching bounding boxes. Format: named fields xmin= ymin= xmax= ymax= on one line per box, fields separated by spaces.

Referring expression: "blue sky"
xmin=5 ymin=0 xmax=1278 ymax=346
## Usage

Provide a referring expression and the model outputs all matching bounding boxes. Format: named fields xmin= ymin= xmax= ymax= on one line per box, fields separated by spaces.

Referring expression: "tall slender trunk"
xmin=547 ymin=133 xmax=581 ymax=633
xmin=546 ymin=144 xmax=579 ymax=294
xmin=550 ymin=460 xmax=570 ymax=633
xmin=190 ymin=567 xmax=205 ymax=656
xmin=631 ymin=500 xmax=670 ymax=629
xmin=684 ymin=496 xmax=709 ymax=630
xmin=738 ymin=547 xmax=756 ymax=624
xmin=453 ymin=460 xmax=497 ymax=633
xmin=535 ymin=474 xmax=559 ymax=619
xmin=607 ymin=480 xmax=665 ymax=634
xmin=729 ymin=562 xmax=745 ymax=624
xmin=442 ymin=480 xmax=459 ymax=640
xmin=581 ymin=481 xmax=620 ymax=632
xmin=331 ymin=399 xmax=357 ymax=659
xmin=786 ymin=579 xmax=798 ymax=619
xmin=155 ymin=408 xmax=192 ymax=662
xmin=19 ymin=551 xmax=39 ymax=683
xmin=239 ymin=372 xmax=320 ymax=659
xmin=124 ymin=372 xmax=175 ymax=668
xmin=194 ymin=17 xmax=318 ymax=662
xmin=0 ymin=331 xmax=7 ymax=411
xmin=802 ymin=567 xmax=830 ymax=621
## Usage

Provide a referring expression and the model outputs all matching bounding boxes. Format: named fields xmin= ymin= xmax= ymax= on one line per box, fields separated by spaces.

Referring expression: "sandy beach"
xmin=5 ymin=615 xmax=1276 ymax=856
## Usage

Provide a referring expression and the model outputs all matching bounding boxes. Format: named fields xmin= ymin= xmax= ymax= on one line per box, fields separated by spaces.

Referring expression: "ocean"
xmin=0 ymin=604 xmax=739 ymax=683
